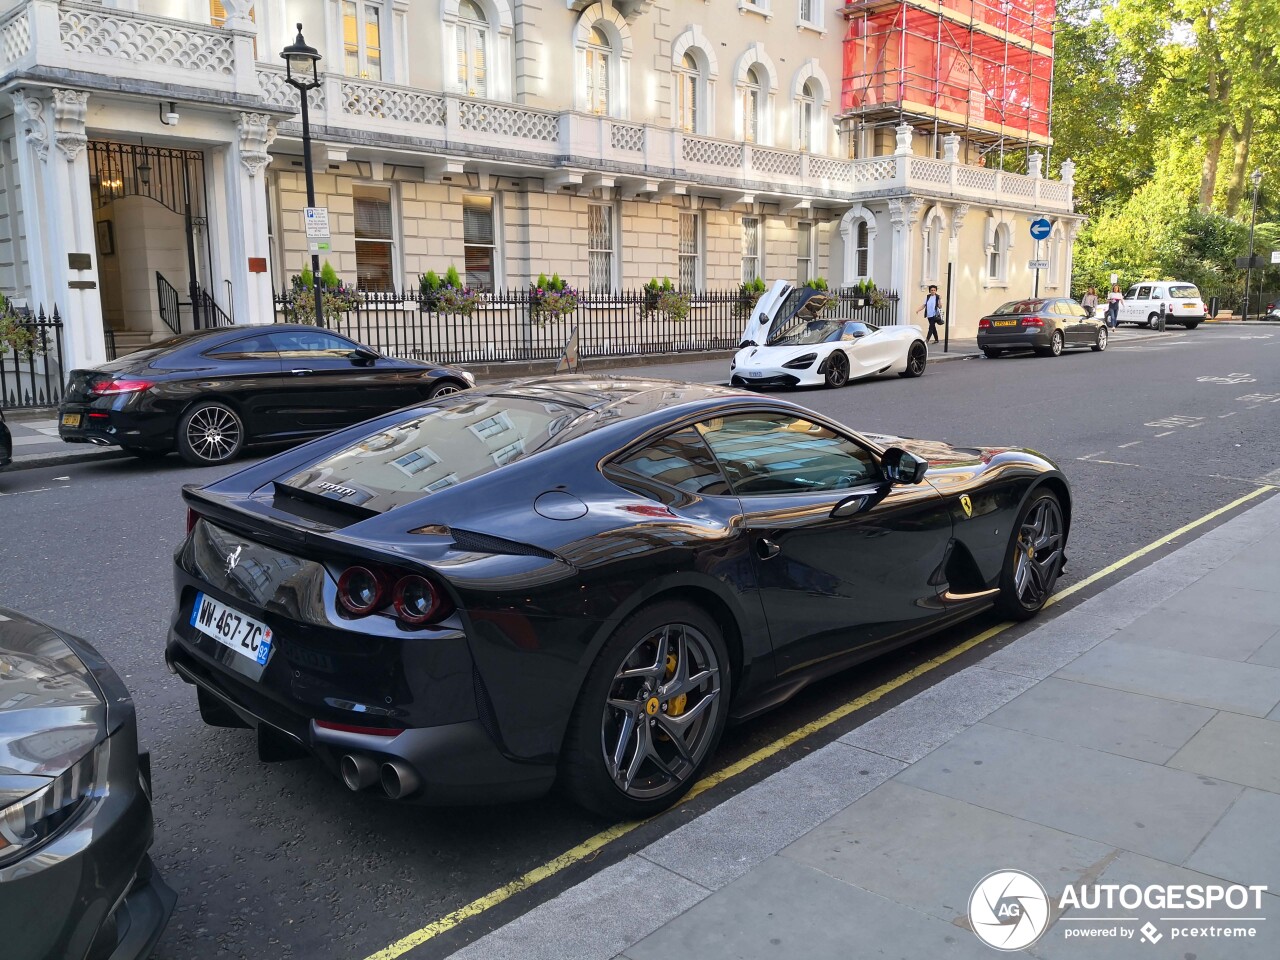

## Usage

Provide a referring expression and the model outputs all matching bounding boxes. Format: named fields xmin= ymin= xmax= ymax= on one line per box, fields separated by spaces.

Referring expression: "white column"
xmin=888 ymin=196 xmax=922 ymax=315
xmin=226 ymin=112 xmax=277 ymax=325
xmin=13 ymin=88 xmax=106 ymax=369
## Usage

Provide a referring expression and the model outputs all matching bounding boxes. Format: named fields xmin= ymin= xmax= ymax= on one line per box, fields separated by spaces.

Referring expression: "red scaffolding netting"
xmin=842 ymin=0 xmax=1055 ymax=143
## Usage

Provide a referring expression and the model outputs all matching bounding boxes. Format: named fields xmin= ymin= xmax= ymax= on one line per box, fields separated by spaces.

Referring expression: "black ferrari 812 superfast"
xmin=166 ymin=376 xmax=1069 ymax=818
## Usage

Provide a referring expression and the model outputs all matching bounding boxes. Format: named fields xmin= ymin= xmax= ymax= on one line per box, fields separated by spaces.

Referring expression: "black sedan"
xmin=58 ymin=324 xmax=475 ymax=465
xmin=166 ymin=377 xmax=1070 ymax=819
xmin=0 ymin=407 xmax=11 ymax=470
xmin=977 ymin=298 xmax=1108 ymax=358
xmin=0 ymin=608 xmax=175 ymax=960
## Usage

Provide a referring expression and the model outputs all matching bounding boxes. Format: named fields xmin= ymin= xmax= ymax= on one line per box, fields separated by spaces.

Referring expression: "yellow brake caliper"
xmin=664 ymin=652 xmax=688 ymax=717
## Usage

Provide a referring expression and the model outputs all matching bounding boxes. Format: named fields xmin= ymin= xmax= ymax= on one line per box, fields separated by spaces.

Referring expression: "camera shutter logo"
xmin=969 ymin=869 xmax=1050 ymax=951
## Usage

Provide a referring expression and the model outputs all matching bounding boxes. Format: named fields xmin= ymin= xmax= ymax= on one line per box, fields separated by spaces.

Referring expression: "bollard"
xmin=1158 ymin=302 xmax=1167 ymax=332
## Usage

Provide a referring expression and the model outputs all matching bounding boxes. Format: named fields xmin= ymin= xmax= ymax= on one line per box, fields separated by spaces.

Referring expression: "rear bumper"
xmin=167 ymin=639 xmax=556 ymax=804
xmin=56 ymin=403 xmax=173 ymax=450
xmin=977 ymin=331 xmax=1052 ymax=350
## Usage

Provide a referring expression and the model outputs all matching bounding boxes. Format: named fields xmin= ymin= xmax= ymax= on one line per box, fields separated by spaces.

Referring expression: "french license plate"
xmin=993 ymin=320 xmax=1017 ymax=327
xmin=746 ymin=370 xmax=764 ymax=378
xmin=190 ymin=592 xmax=273 ymax=667
xmin=61 ymin=413 xmax=81 ymax=428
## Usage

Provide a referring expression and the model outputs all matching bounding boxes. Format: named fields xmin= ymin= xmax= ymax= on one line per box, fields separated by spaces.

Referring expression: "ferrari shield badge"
xmin=960 ymin=495 xmax=973 ymax=519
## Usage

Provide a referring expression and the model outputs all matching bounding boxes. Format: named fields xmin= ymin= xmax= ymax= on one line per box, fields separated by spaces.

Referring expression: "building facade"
xmin=0 ymin=0 xmax=1077 ymax=371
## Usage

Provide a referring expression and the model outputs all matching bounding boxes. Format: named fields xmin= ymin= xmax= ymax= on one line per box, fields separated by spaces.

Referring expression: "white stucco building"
xmin=0 ymin=0 xmax=1077 ymax=371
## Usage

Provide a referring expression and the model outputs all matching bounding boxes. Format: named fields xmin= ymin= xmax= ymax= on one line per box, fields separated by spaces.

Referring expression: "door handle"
xmin=756 ymin=537 xmax=781 ymax=560
xmin=289 ymin=368 xmax=314 ymax=376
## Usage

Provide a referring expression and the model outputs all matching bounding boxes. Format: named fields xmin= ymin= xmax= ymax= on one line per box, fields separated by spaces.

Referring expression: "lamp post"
xmin=281 ymin=23 xmax=325 ymax=327
xmin=1244 ymin=168 xmax=1263 ymax=322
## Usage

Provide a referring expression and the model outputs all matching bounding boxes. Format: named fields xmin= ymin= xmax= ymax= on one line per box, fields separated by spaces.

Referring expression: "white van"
xmin=1118 ymin=281 xmax=1207 ymax=329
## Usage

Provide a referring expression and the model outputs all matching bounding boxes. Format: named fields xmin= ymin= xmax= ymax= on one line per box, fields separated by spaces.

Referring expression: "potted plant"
xmin=419 ymin=266 xmax=481 ymax=316
xmin=530 ymin=272 xmax=579 ymax=323
xmin=644 ymin=277 xmax=691 ymax=321
xmin=804 ymin=277 xmax=830 ymax=292
xmin=735 ymin=276 xmax=767 ymax=318
xmin=289 ymin=261 xmax=359 ymax=325
xmin=0 ymin=295 xmax=39 ymax=357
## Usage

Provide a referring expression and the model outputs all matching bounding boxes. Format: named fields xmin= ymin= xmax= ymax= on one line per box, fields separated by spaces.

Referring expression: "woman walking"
xmin=1081 ymin=286 xmax=1099 ymax=315
xmin=1106 ymin=284 xmax=1124 ymax=329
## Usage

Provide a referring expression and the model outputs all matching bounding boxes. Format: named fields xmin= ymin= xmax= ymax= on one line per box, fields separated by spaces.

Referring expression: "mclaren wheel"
xmin=1091 ymin=326 xmax=1108 ymax=352
xmin=994 ymin=490 xmax=1066 ymax=621
xmin=823 ymin=351 xmax=850 ymax=389
xmin=899 ymin=341 xmax=928 ymax=378
xmin=560 ymin=601 xmax=730 ymax=819
xmin=177 ymin=401 xmax=245 ymax=466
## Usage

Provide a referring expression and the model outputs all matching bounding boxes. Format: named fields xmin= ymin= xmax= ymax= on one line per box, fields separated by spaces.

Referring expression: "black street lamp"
xmin=1244 ymin=168 xmax=1263 ymax=322
xmin=281 ymin=23 xmax=325 ymax=327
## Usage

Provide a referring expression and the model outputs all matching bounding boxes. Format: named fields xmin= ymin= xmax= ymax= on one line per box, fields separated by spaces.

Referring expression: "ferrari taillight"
xmin=336 ymin=564 xmax=451 ymax=627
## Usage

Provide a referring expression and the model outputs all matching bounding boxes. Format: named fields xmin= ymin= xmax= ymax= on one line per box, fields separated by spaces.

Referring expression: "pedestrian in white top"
xmin=917 ymin=285 xmax=943 ymax=344
xmin=1106 ymin=284 xmax=1124 ymax=329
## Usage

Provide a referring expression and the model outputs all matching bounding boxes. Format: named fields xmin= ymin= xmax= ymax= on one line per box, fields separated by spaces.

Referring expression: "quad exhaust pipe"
xmin=339 ymin=754 xmax=422 ymax=799
xmin=340 ymin=753 xmax=379 ymax=791
xmin=380 ymin=760 xmax=421 ymax=800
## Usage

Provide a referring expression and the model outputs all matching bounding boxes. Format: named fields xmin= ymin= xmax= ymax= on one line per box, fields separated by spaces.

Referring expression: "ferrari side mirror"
xmin=881 ymin=447 xmax=929 ymax=485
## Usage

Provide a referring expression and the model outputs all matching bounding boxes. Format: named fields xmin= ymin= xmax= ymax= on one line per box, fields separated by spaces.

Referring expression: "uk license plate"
xmin=1183 ymin=302 xmax=1196 ymax=308
xmin=746 ymin=370 xmax=764 ymax=378
xmin=993 ymin=320 xmax=1017 ymax=327
xmin=190 ymin=592 xmax=273 ymax=667
xmin=61 ymin=413 xmax=81 ymax=428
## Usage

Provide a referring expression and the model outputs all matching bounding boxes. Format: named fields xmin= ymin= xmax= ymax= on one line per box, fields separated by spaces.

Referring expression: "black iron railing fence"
xmin=272 ymin=287 xmax=901 ymax=365
xmin=0 ymin=305 xmax=65 ymax=409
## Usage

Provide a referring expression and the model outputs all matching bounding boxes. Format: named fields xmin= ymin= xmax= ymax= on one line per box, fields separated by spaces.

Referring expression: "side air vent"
xmin=450 ymin=529 xmax=557 ymax=559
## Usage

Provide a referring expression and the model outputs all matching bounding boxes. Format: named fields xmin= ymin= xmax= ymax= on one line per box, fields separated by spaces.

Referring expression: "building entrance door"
xmin=87 ymin=141 xmax=226 ymax=352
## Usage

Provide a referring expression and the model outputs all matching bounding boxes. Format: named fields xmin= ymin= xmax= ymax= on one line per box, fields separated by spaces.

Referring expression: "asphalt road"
xmin=0 ymin=326 xmax=1276 ymax=960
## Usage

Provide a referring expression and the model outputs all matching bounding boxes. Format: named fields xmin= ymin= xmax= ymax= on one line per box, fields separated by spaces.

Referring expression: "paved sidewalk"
xmin=451 ymin=491 xmax=1280 ymax=960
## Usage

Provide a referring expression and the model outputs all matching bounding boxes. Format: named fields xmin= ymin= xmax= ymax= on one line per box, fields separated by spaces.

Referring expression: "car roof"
xmin=472 ymin=375 xmax=752 ymax=415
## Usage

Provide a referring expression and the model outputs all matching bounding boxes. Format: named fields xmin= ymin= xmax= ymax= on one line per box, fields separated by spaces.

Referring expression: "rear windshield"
xmin=1168 ymin=285 xmax=1201 ymax=299
xmin=992 ymin=300 xmax=1047 ymax=316
xmin=278 ymin=395 xmax=584 ymax=514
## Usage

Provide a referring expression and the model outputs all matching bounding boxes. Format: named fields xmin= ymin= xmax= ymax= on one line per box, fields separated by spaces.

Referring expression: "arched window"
xmin=455 ymin=0 xmax=488 ymax=97
xmin=342 ymin=1 xmax=383 ymax=80
xmin=921 ymin=207 xmax=945 ymax=284
xmin=1048 ymin=222 xmax=1064 ymax=289
xmin=988 ymin=223 xmax=1010 ymax=282
xmin=584 ymin=27 xmax=611 ymax=115
xmin=856 ymin=221 xmax=870 ymax=278
xmin=742 ymin=67 xmax=762 ymax=143
xmin=676 ymin=52 xmax=700 ymax=133
xmin=796 ymin=79 xmax=815 ymax=151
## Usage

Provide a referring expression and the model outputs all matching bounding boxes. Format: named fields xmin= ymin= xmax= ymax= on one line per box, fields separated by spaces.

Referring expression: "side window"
xmin=267 ymin=331 xmax=360 ymax=360
xmin=1125 ymin=286 xmax=1138 ymax=299
xmin=614 ymin=428 xmax=731 ymax=496
xmin=206 ymin=334 xmax=278 ymax=360
xmin=1136 ymin=286 xmax=1152 ymax=300
xmin=696 ymin=414 xmax=878 ymax=496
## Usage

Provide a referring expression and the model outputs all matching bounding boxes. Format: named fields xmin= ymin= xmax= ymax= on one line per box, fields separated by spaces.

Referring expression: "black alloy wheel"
xmin=560 ymin=601 xmax=730 ymax=819
xmin=1092 ymin=326 xmax=1108 ymax=352
xmin=427 ymin=380 xmax=466 ymax=399
xmin=823 ymin=351 xmax=850 ymax=389
xmin=899 ymin=341 xmax=928 ymax=378
xmin=982 ymin=348 xmax=1003 ymax=359
xmin=177 ymin=401 xmax=245 ymax=466
xmin=994 ymin=490 xmax=1065 ymax=620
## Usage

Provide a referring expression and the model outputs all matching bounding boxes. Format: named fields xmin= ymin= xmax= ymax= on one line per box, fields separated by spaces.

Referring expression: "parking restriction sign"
xmin=304 ymin=207 xmax=331 ymax=239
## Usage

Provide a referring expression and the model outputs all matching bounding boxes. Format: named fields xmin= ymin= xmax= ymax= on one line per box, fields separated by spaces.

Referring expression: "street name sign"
xmin=1027 ymin=259 xmax=1050 ymax=270
xmin=1272 ymin=251 xmax=1280 ymax=264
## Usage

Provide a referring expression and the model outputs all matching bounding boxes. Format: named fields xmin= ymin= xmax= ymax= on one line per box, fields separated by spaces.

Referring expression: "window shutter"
xmin=473 ymin=27 xmax=487 ymax=96
xmin=596 ymin=51 xmax=609 ymax=114
xmin=354 ymin=197 xmax=393 ymax=240
xmin=456 ymin=25 xmax=468 ymax=89
xmin=463 ymin=199 xmax=494 ymax=246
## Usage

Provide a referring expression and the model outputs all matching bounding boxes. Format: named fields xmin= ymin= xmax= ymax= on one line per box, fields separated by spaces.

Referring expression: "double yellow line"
xmin=364 ymin=484 xmax=1275 ymax=960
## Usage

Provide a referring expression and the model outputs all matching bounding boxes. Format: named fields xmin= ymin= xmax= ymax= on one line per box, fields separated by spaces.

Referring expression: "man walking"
xmin=918 ymin=285 xmax=943 ymax=344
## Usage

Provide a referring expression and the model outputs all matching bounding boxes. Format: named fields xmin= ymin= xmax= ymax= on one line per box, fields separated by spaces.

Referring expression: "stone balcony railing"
xmin=261 ymin=70 xmax=1074 ymax=212
xmin=0 ymin=0 xmax=260 ymax=97
xmin=0 ymin=0 xmax=1072 ymax=213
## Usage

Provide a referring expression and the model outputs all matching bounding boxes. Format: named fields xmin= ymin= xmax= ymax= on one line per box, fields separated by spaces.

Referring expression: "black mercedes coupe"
xmin=58 ymin=324 xmax=474 ymax=465
xmin=166 ymin=377 xmax=1070 ymax=819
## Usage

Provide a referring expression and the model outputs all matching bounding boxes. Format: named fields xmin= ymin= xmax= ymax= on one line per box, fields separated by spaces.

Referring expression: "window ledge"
xmin=795 ymin=21 xmax=827 ymax=37
xmin=738 ymin=2 xmax=773 ymax=21
xmin=984 ymin=280 xmax=1010 ymax=290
